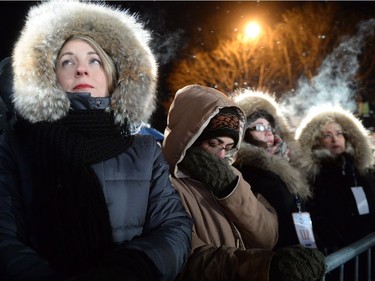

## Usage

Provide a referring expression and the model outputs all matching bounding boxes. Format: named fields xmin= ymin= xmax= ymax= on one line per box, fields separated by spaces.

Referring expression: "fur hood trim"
xmin=295 ymin=105 xmax=374 ymax=176
xmin=235 ymin=142 xmax=312 ymax=200
xmin=233 ymin=89 xmax=293 ymax=140
xmin=233 ymin=88 xmax=302 ymax=162
xmin=12 ymin=1 xmax=157 ymax=127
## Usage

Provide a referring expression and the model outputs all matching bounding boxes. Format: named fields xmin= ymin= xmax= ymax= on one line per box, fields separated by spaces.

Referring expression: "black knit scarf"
xmin=14 ymin=110 xmax=133 ymax=275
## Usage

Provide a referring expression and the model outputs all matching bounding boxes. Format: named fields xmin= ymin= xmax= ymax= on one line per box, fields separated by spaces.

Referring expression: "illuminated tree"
xmin=166 ymin=1 xmax=375 ymax=110
xmin=276 ymin=2 xmax=340 ymax=81
xmin=278 ymin=2 xmax=375 ymax=97
xmin=167 ymin=23 xmax=291 ymax=97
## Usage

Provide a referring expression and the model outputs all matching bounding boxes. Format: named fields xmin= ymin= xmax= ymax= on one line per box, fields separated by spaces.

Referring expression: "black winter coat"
xmin=239 ymin=165 xmax=307 ymax=249
xmin=309 ymin=154 xmax=375 ymax=253
xmin=234 ymin=144 xmax=311 ymax=250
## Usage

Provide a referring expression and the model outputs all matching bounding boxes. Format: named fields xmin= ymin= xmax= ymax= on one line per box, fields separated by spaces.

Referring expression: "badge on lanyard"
xmin=351 ymin=186 xmax=370 ymax=215
xmin=292 ymin=212 xmax=317 ymax=248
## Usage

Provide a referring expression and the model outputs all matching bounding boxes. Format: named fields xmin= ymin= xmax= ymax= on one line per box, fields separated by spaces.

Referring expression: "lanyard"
xmin=341 ymin=157 xmax=358 ymax=186
xmin=295 ymin=195 xmax=302 ymax=213
xmin=342 ymin=160 xmax=358 ymax=186
xmin=351 ymin=164 xmax=358 ymax=186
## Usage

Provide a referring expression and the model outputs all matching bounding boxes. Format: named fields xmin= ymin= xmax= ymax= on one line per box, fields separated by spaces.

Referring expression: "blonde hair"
xmin=319 ymin=119 xmax=343 ymax=136
xmin=313 ymin=119 xmax=345 ymax=147
xmin=57 ymin=35 xmax=117 ymax=94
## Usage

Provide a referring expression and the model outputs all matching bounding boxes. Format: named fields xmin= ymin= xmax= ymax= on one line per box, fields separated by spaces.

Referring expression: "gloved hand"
xmin=269 ymin=245 xmax=326 ymax=281
xmin=179 ymin=147 xmax=238 ymax=197
xmin=67 ymin=265 xmax=140 ymax=281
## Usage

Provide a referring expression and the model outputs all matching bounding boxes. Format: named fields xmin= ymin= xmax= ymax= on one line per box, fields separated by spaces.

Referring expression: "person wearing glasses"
xmin=295 ymin=105 xmax=375 ymax=257
xmin=162 ymin=84 xmax=326 ymax=281
xmin=232 ymin=90 xmax=313 ymax=250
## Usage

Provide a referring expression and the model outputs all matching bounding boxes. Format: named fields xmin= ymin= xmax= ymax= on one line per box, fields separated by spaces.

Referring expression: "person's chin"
xmin=267 ymin=142 xmax=273 ymax=147
xmin=331 ymin=148 xmax=344 ymax=155
xmin=70 ymin=90 xmax=92 ymax=94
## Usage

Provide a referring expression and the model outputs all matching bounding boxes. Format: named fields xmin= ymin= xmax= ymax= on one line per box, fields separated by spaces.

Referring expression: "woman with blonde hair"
xmin=295 ymin=105 xmax=375 ymax=280
xmin=0 ymin=2 xmax=192 ymax=280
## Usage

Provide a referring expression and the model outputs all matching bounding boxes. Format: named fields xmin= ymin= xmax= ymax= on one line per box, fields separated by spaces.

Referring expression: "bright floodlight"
xmin=244 ymin=22 xmax=261 ymax=40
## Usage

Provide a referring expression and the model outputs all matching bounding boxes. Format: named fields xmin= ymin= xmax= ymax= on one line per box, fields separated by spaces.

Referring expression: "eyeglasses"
xmin=203 ymin=138 xmax=238 ymax=156
xmin=321 ymin=132 xmax=345 ymax=141
xmin=248 ymin=124 xmax=275 ymax=134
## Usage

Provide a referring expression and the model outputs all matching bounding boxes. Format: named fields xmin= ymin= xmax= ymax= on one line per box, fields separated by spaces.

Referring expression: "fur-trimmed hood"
xmin=233 ymin=89 xmax=293 ymax=140
xmin=232 ymin=89 xmax=311 ymax=199
xmin=12 ymin=0 xmax=157 ymax=128
xmin=295 ymin=105 xmax=374 ymax=178
xmin=233 ymin=88 xmax=302 ymax=163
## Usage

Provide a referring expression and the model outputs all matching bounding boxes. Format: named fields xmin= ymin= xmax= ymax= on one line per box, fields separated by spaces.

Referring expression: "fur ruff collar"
xmin=235 ymin=142 xmax=312 ymax=200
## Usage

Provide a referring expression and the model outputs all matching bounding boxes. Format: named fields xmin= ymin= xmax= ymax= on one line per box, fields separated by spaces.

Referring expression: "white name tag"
xmin=292 ymin=212 xmax=317 ymax=248
xmin=351 ymin=186 xmax=370 ymax=215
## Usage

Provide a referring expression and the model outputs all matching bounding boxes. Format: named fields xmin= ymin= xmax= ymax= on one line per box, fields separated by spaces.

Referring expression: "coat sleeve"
xmin=177 ymin=232 xmax=274 ymax=281
xmin=113 ymin=139 xmax=193 ymax=281
xmin=0 ymin=133 xmax=65 ymax=281
xmin=217 ymin=168 xmax=279 ymax=249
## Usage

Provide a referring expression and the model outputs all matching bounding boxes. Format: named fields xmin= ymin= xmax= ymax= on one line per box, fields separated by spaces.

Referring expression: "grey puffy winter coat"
xmin=0 ymin=96 xmax=192 ymax=281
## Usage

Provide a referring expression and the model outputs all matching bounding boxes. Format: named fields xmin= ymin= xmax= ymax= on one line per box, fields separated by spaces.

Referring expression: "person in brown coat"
xmin=162 ymin=84 xmax=326 ymax=281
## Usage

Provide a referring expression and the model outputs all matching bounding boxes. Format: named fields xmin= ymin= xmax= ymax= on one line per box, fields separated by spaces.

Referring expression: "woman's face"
xmin=320 ymin=122 xmax=346 ymax=156
xmin=56 ymin=39 xmax=109 ymax=97
xmin=247 ymin=118 xmax=275 ymax=147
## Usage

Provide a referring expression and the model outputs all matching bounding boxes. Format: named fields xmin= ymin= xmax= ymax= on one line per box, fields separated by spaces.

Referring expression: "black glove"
xmin=179 ymin=147 xmax=238 ymax=197
xmin=67 ymin=265 xmax=140 ymax=281
xmin=269 ymin=245 xmax=326 ymax=281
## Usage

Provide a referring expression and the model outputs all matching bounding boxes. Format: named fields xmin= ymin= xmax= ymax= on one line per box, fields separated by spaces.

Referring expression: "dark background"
xmin=0 ymin=1 xmax=305 ymax=59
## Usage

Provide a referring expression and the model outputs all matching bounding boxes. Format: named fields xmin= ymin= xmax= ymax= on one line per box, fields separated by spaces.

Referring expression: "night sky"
xmin=1 ymin=1 xmax=375 ymax=130
xmin=0 ymin=1 xmax=308 ymax=60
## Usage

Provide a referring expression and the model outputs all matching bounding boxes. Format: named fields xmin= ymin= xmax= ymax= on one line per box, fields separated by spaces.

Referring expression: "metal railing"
xmin=320 ymin=232 xmax=375 ymax=281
